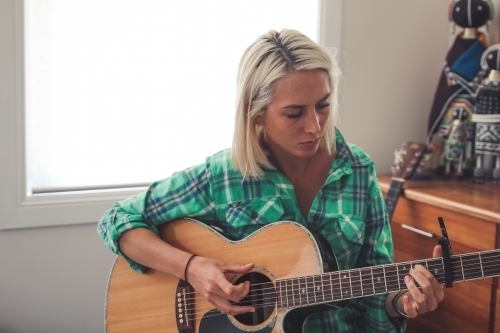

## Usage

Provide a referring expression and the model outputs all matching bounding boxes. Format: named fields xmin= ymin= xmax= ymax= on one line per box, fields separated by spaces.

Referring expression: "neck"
xmin=462 ymin=28 xmax=478 ymax=39
xmin=488 ymin=70 xmax=500 ymax=82
xmin=267 ymin=146 xmax=331 ymax=178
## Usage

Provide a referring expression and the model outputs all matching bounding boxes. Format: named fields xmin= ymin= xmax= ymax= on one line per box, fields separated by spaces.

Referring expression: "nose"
xmin=304 ymin=110 xmax=321 ymax=134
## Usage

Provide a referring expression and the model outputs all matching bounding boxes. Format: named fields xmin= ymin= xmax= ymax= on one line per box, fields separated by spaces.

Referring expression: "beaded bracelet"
xmin=184 ymin=254 xmax=197 ymax=283
xmin=391 ymin=291 xmax=410 ymax=318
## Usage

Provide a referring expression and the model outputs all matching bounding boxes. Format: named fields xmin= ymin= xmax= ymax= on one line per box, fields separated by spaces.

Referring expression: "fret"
xmin=359 ymin=269 xmax=364 ymax=297
xmin=312 ymin=275 xmax=325 ymax=304
xmin=305 ymin=276 xmax=316 ymax=305
xmin=477 ymin=251 xmax=500 ymax=278
xmin=384 ymin=264 xmax=399 ymax=293
xmin=371 ymin=266 xmax=386 ymax=294
xmin=298 ymin=276 xmax=308 ymax=306
xmin=283 ymin=279 xmax=290 ymax=308
xmin=277 ymin=280 xmax=283 ymax=309
xmin=479 ymin=253 xmax=484 ymax=278
xmin=350 ymin=269 xmax=363 ymax=298
xmin=340 ymin=271 xmax=351 ymax=298
xmin=396 ymin=263 xmax=401 ymax=291
xmin=426 ymin=258 xmax=444 ymax=283
xmin=348 ymin=270 xmax=353 ymax=297
xmin=330 ymin=271 xmax=342 ymax=301
xmin=462 ymin=253 xmax=483 ymax=281
xmin=291 ymin=278 xmax=300 ymax=307
xmin=397 ymin=262 xmax=411 ymax=289
xmin=450 ymin=257 xmax=463 ymax=283
xmin=370 ymin=267 xmax=375 ymax=294
xmin=360 ymin=267 xmax=374 ymax=296
xmin=321 ymin=273 xmax=334 ymax=303
xmin=382 ymin=266 xmax=388 ymax=293
xmin=459 ymin=255 xmax=465 ymax=281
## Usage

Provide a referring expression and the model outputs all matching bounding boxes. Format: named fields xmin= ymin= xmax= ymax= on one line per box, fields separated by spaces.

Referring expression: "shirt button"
xmin=251 ymin=212 xmax=258 ymax=219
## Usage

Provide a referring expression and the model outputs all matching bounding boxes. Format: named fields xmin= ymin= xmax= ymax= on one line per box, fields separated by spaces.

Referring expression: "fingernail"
xmin=405 ymin=275 xmax=412 ymax=282
xmin=414 ymin=264 xmax=421 ymax=268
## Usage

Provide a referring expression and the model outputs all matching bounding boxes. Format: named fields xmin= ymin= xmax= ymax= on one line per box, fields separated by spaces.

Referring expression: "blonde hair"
xmin=231 ymin=29 xmax=341 ymax=178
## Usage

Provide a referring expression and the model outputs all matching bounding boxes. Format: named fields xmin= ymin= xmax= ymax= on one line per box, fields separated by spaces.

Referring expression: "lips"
xmin=300 ymin=138 xmax=320 ymax=146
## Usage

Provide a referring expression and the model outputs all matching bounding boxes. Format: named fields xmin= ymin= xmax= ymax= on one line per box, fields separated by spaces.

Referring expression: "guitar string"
xmin=179 ymin=254 xmax=500 ymax=308
xmin=185 ymin=262 xmax=500 ymax=322
xmin=185 ymin=259 xmax=498 ymax=323
xmin=178 ymin=253 xmax=500 ymax=304
xmin=177 ymin=256 xmax=500 ymax=317
xmin=187 ymin=264 xmax=497 ymax=323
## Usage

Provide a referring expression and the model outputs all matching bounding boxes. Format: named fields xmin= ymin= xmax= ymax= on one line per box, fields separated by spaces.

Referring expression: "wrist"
xmin=184 ymin=254 xmax=198 ymax=283
xmin=391 ymin=291 xmax=409 ymax=318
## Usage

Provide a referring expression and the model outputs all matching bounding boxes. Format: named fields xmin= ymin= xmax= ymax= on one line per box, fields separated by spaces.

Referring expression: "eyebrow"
xmin=281 ymin=93 xmax=331 ymax=109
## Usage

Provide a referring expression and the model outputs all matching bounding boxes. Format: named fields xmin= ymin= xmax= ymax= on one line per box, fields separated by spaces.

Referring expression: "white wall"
xmin=0 ymin=1 xmax=491 ymax=332
xmin=338 ymin=0 xmax=451 ymax=173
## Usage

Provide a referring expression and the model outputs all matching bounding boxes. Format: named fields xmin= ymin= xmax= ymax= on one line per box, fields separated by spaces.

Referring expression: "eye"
xmin=287 ymin=113 xmax=301 ymax=119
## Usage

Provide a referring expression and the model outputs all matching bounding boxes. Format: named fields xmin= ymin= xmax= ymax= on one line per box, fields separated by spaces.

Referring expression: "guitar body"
xmin=106 ymin=219 xmax=325 ymax=333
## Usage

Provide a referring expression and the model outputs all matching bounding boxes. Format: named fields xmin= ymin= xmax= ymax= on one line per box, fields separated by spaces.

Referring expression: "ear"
xmin=254 ymin=114 xmax=264 ymax=126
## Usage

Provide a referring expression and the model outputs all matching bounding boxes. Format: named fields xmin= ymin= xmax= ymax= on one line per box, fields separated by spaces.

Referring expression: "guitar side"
xmin=105 ymin=219 xmax=325 ymax=333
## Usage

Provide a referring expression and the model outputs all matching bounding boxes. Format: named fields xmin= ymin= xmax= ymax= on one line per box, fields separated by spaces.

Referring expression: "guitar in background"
xmin=385 ymin=142 xmax=427 ymax=221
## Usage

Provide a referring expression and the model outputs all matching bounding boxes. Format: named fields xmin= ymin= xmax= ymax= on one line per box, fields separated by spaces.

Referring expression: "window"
xmin=0 ymin=0 xmax=341 ymax=229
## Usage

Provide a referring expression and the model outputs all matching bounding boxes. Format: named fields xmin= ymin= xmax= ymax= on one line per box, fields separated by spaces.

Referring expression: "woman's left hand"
xmin=402 ymin=245 xmax=445 ymax=317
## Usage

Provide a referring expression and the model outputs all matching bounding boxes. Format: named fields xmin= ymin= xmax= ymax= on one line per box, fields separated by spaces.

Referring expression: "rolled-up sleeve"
xmin=97 ymin=160 xmax=216 ymax=272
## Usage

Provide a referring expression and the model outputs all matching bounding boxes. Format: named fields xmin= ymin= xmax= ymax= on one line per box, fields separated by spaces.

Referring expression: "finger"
xmin=220 ymin=262 xmax=254 ymax=274
xmin=409 ymin=265 xmax=439 ymax=311
xmin=402 ymin=295 xmax=418 ymax=318
xmin=404 ymin=275 xmax=426 ymax=312
xmin=208 ymin=295 xmax=255 ymax=315
xmin=415 ymin=264 xmax=445 ymax=302
xmin=217 ymin=278 xmax=251 ymax=303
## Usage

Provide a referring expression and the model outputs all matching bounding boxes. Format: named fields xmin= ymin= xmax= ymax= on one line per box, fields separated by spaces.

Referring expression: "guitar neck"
xmin=384 ymin=178 xmax=405 ymax=221
xmin=275 ymin=249 xmax=500 ymax=309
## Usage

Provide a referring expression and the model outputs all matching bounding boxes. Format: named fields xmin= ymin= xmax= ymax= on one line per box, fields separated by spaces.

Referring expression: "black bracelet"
xmin=391 ymin=291 xmax=410 ymax=318
xmin=184 ymin=254 xmax=197 ymax=284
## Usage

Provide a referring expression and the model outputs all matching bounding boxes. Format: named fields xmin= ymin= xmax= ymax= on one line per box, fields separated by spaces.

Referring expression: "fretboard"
xmin=384 ymin=178 xmax=404 ymax=221
xmin=275 ymin=249 xmax=500 ymax=309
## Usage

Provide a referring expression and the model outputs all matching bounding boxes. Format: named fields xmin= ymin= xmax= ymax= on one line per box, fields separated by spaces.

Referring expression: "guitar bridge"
xmin=175 ymin=279 xmax=195 ymax=333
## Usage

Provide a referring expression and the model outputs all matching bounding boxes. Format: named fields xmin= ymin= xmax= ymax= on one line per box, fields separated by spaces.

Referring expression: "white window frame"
xmin=0 ymin=0 xmax=341 ymax=230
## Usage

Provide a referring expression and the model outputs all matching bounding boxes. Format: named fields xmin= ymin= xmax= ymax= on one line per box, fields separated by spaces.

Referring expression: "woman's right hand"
xmin=185 ymin=256 xmax=255 ymax=315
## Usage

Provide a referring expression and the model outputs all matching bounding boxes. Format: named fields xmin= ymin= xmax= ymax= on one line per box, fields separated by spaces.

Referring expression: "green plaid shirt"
xmin=98 ymin=130 xmax=405 ymax=332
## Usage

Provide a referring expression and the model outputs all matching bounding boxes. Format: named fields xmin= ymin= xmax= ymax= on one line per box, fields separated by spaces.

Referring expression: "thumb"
xmin=433 ymin=245 xmax=443 ymax=258
xmin=221 ymin=262 xmax=254 ymax=274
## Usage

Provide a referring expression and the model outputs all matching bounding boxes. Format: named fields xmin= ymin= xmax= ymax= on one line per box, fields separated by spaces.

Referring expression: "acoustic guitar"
xmin=385 ymin=141 xmax=427 ymax=221
xmin=106 ymin=218 xmax=500 ymax=333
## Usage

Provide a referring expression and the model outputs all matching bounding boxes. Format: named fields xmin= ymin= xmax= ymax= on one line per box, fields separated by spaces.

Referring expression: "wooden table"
xmin=378 ymin=174 xmax=500 ymax=333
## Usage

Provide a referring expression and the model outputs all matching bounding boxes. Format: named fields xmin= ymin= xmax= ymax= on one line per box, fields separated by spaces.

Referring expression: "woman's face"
xmin=255 ymin=69 xmax=331 ymax=160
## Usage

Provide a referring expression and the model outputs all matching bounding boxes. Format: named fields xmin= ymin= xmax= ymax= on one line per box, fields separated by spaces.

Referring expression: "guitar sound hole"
xmin=233 ymin=272 xmax=276 ymax=326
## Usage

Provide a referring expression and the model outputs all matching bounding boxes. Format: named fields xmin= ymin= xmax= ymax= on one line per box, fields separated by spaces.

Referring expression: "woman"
xmin=98 ymin=29 xmax=444 ymax=332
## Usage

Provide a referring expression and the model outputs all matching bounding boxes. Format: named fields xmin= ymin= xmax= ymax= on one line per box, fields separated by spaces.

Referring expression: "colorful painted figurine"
xmin=472 ymin=45 xmax=500 ymax=184
xmin=442 ymin=107 xmax=471 ymax=180
xmin=426 ymin=0 xmax=494 ymax=176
